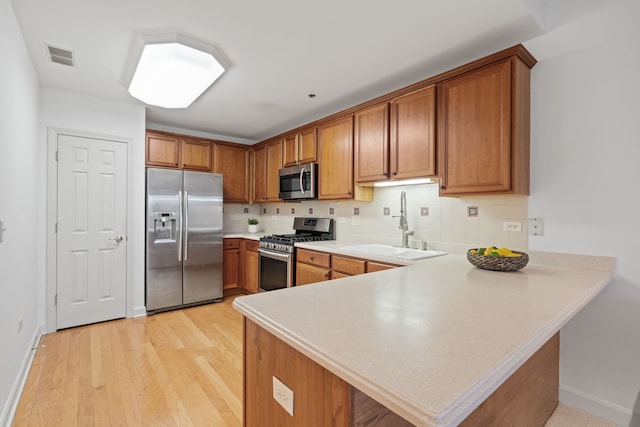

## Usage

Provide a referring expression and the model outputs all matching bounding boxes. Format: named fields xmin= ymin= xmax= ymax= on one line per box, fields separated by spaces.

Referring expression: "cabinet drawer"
xmin=332 ymin=255 xmax=365 ymax=275
xmin=297 ymin=249 xmax=331 ymax=268
xmin=223 ymin=238 xmax=241 ymax=250
xmin=244 ymin=239 xmax=259 ymax=252
xmin=366 ymin=261 xmax=398 ymax=273
xmin=332 ymin=271 xmax=351 ymax=280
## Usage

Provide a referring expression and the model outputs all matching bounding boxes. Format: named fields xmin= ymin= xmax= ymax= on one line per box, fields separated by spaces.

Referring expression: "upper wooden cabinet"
xmin=390 ymin=85 xmax=436 ymax=179
xmin=437 ymin=57 xmax=530 ymax=196
xmin=354 ymin=86 xmax=436 ymax=183
xmin=213 ymin=143 xmax=250 ymax=203
xmin=146 ymin=132 xmax=180 ymax=168
xmin=252 ymin=139 xmax=282 ymax=203
xmin=145 ymin=131 xmax=211 ymax=171
xmin=318 ymin=117 xmax=373 ymax=201
xmin=283 ymin=127 xmax=317 ymax=167
xmin=181 ymin=138 xmax=212 ymax=171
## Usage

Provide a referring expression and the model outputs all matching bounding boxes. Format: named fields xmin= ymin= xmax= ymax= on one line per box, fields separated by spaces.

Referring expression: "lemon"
xmin=484 ymin=246 xmax=496 ymax=256
xmin=496 ymin=247 xmax=512 ymax=256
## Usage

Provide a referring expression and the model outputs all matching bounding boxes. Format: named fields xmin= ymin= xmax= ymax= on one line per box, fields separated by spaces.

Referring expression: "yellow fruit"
xmin=470 ymin=249 xmax=477 ymax=254
xmin=506 ymin=253 xmax=522 ymax=257
xmin=484 ymin=246 xmax=496 ymax=256
xmin=496 ymin=247 xmax=512 ymax=256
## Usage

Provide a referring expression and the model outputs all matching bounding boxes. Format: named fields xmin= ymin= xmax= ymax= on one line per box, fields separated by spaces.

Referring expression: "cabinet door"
xmin=390 ymin=85 xmax=436 ymax=179
xmin=366 ymin=261 xmax=398 ymax=273
xmin=296 ymin=262 xmax=330 ymax=285
xmin=252 ymin=145 xmax=267 ymax=202
xmin=332 ymin=255 xmax=365 ymax=276
xmin=298 ymin=127 xmax=317 ymax=164
xmin=146 ymin=133 xmax=180 ymax=168
xmin=266 ymin=139 xmax=283 ymax=201
xmin=355 ymin=103 xmax=389 ymax=183
xmin=318 ymin=116 xmax=354 ymax=200
xmin=243 ymin=245 xmax=259 ymax=294
xmin=282 ymin=134 xmax=298 ymax=167
xmin=438 ymin=60 xmax=515 ymax=195
xmin=223 ymin=248 xmax=240 ymax=289
xmin=181 ymin=138 xmax=212 ymax=171
xmin=214 ymin=143 xmax=250 ymax=203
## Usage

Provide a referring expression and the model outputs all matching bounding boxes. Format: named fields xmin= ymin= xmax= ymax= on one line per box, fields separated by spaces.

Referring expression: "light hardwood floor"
xmin=13 ymin=293 xmax=616 ymax=427
xmin=13 ymin=295 xmax=244 ymax=427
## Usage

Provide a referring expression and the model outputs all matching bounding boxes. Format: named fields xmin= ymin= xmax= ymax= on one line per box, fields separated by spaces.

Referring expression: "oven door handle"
xmin=259 ymin=248 xmax=293 ymax=262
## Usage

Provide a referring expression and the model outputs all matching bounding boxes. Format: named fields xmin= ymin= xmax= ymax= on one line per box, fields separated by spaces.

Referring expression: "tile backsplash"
xmin=224 ymin=184 xmax=528 ymax=250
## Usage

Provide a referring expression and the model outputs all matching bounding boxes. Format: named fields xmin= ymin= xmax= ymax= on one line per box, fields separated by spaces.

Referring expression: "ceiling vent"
xmin=47 ymin=45 xmax=75 ymax=67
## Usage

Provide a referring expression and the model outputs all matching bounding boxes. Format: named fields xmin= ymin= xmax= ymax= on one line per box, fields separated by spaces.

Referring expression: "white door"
xmin=56 ymin=134 xmax=127 ymax=329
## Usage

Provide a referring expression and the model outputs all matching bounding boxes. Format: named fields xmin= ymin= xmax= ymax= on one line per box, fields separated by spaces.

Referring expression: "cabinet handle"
xmin=393 ymin=171 xmax=398 ymax=176
xmin=440 ymin=184 xmax=446 ymax=190
xmin=310 ymin=257 xmax=314 ymax=261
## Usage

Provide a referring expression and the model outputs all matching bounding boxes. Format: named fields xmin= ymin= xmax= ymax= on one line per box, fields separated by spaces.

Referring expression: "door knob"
xmin=110 ymin=235 xmax=124 ymax=243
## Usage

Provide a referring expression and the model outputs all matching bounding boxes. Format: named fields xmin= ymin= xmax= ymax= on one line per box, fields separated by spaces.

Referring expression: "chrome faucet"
xmin=393 ymin=191 xmax=413 ymax=248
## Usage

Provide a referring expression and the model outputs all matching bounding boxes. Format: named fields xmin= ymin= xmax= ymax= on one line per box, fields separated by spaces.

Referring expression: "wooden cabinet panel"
xmin=332 ymin=271 xmax=351 ymax=279
xmin=266 ymin=139 xmax=283 ymax=201
xmin=332 ymin=255 xmax=366 ymax=276
xmin=318 ymin=116 xmax=354 ymax=200
xmin=390 ymin=85 xmax=436 ymax=179
xmin=146 ymin=133 xmax=180 ymax=168
xmin=243 ymin=244 xmax=259 ymax=294
xmin=181 ymin=138 xmax=212 ymax=171
xmin=366 ymin=261 xmax=398 ymax=273
xmin=283 ymin=128 xmax=317 ymax=167
xmin=223 ymin=238 xmax=241 ymax=289
xmin=282 ymin=133 xmax=298 ymax=167
xmin=438 ymin=58 xmax=530 ymax=196
xmin=213 ymin=143 xmax=250 ymax=203
xmin=296 ymin=262 xmax=331 ymax=285
xmin=355 ymin=103 xmax=389 ymax=183
xmin=297 ymin=249 xmax=331 ymax=268
xmin=252 ymin=145 xmax=267 ymax=202
xmin=244 ymin=320 xmax=351 ymax=427
xmin=298 ymin=127 xmax=317 ymax=164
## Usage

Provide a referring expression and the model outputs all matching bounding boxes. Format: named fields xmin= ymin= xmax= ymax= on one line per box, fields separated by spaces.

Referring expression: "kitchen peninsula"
xmin=233 ymin=250 xmax=613 ymax=426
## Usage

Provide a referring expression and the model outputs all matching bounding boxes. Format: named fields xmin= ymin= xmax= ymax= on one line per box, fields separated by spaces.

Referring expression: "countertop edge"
xmin=233 ymin=263 xmax=614 ymax=427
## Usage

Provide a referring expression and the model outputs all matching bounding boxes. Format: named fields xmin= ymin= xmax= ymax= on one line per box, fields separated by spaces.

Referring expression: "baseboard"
xmin=0 ymin=326 xmax=42 ymax=427
xmin=559 ymin=384 xmax=633 ymax=426
xmin=132 ymin=305 xmax=147 ymax=318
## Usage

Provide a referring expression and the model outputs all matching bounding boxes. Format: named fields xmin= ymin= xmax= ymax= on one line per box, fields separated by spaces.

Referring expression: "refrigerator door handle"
xmin=184 ymin=190 xmax=189 ymax=261
xmin=177 ymin=190 xmax=183 ymax=262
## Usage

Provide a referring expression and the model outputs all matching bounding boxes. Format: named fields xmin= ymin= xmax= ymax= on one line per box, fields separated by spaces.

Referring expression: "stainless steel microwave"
xmin=279 ymin=162 xmax=317 ymax=200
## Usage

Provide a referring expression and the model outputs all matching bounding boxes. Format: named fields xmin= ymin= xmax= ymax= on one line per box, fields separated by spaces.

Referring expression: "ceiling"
xmin=11 ymin=0 xmax=547 ymax=143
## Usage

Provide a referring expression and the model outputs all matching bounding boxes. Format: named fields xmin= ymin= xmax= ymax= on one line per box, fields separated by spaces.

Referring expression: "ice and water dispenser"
xmin=152 ymin=212 xmax=177 ymax=243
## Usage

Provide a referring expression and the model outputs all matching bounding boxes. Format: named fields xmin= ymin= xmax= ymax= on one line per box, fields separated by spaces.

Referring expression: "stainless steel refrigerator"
xmin=146 ymin=168 xmax=223 ymax=313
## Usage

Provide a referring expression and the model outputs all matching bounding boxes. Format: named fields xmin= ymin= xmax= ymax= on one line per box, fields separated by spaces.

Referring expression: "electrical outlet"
xmin=18 ymin=317 xmax=23 ymax=332
xmin=383 ymin=207 xmax=390 ymax=216
xmin=503 ymin=221 xmax=522 ymax=232
xmin=273 ymin=376 xmax=294 ymax=416
xmin=420 ymin=207 xmax=429 ymax=216
xmin=528 ymin=218 xmax=544 ymax=236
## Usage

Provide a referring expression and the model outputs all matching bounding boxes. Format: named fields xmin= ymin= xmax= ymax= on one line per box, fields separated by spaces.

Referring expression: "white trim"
xmin=0 ymin=326 xmax=42 ymax=427
xmin=559 ymin=384 xmax=632 ymax=426
xmin=132 ymin=306 xmax=148 ymax=318
xmin=46 ymin=127 xmax=133 ymax=332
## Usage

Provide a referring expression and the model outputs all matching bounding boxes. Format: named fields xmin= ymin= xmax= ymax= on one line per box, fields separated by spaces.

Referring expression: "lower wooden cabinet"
xmin=223 ymin=239 xmax=241 ymax=289
xmin=241 ymin=239 xmax=259 ymax=294
xmin=296 ymin=249 xmax=399 ymax=286
xmin=296 ymin=249 xmax=331 ymax=285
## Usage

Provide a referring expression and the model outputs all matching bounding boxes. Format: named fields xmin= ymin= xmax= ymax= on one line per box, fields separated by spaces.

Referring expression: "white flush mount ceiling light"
xmin=127 ymin=33 xmax=227 ymax=109
xmin=373 ymin=178 xmax=435 ymax=187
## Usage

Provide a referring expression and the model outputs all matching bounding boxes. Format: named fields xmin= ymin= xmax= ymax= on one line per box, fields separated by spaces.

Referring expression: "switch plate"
xmin=503 ymin=221 xmax=522 ymax=232
xmin=273 ymin=376 xmax=294 ymax=416
xmin=528 ymin=218 xmax=544 ymax=236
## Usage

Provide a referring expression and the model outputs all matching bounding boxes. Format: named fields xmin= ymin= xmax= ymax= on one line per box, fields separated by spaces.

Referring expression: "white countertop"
xmin=233 ymin=252 xmax=613 ymax=426
xmin=223 ymin=232 xmax=263 ymax=240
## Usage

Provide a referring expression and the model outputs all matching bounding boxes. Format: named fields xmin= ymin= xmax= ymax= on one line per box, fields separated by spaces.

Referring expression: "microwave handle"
xmin=299 ymin=166 xmax=305 ymax=195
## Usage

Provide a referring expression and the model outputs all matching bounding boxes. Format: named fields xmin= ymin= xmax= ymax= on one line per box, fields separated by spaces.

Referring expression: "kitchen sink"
xmin=340 ymin=244 xmax=447 ymax=260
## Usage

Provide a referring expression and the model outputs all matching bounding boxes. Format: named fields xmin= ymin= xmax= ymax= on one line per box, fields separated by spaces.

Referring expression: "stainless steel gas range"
xmin=258 ymin=217 xmax=335 ymax=292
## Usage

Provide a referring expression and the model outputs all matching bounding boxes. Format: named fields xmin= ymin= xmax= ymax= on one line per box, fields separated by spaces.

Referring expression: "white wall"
xmin=39 ymin=88 xmax=147 ymax=323
xmin=0 ymin=0 xmax=41 ymax=423
xmin=525 ymin=0 xmax=640 ymax=424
